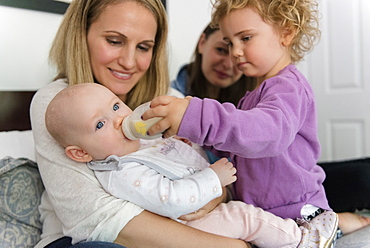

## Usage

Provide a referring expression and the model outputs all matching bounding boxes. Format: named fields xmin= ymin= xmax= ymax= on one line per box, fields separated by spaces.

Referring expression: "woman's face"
xmin=198 ymin=30 xmax=243 ymax=88
xmin=87 ymin=1 xmax=157 ymax=102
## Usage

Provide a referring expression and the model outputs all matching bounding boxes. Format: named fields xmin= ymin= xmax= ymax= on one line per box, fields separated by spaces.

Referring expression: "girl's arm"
xmin=115 ymin=210 xmax=250 ymax=248
xmin=146 ymin=80 xmax=311 ymax=158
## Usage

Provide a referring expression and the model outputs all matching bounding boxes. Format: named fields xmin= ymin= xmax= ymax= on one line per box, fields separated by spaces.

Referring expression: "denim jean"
xmin=45 ymin=237 xmax=127 ymax=248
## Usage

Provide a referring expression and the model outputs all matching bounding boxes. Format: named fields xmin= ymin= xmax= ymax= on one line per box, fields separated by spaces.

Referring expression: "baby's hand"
xmin=210 ymin=158 xmax=237 ymax=187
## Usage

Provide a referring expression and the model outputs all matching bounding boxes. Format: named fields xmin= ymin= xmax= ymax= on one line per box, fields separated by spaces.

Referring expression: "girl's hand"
xmin=143 ymin=95 xmax=192 ymax=138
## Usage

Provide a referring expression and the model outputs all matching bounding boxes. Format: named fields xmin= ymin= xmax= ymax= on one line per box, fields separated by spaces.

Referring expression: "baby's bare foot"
xmin=338 ymin=212 xmax=370 ymax=235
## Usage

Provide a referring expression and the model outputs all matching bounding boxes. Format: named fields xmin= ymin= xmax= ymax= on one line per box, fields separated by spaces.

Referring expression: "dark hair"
xmin=186 ymin=24 xmax=256 ymax=106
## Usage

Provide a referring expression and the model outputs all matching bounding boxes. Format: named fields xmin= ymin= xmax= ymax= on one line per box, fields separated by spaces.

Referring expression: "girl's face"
xmin=220 ymin=7 xmax=292 ymax=83
xmin=87 ymin=1 xmax=157 ymax=102
xmin=198 ymin=30 xmax=243 ymax=88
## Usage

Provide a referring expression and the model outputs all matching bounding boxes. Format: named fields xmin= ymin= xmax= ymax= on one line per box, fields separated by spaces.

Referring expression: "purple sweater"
xmin=178 ymin=64 xmax=330 ymax=219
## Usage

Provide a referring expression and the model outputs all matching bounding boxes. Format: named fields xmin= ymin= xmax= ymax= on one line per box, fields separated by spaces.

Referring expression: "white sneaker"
xmin=298 ymin=210 xmax=338 ymax=248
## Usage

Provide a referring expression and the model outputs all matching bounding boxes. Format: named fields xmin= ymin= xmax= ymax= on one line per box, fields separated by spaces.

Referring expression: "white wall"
xmin=167 ymin=0 xmax=212 ymax=80
xmin=0 ymin=5 xmax=63 ymax=90
xmin=0 ymin=1 xmax=212 ymax=90
xmin=1 ymin=1 xmax=368 ymax=160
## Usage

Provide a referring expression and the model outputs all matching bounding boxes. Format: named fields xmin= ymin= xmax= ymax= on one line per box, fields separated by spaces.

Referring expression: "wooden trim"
xmin=0 ymin=91 xmax=36 ymax=131
xmin=0 ymin=0 xmax=165 ymax=14
xmin=161 ymin=0 xmax=166 ymax=9
xmin=0 ymin=0 xmax=69 ymax=14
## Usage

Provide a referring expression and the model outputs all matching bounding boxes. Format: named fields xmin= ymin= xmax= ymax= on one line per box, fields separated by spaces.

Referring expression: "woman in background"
xmin=172 ymin=24 xmax=256 ymax=107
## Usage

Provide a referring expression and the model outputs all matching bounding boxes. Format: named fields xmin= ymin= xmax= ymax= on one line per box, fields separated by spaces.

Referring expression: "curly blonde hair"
xmin=49 ymin=0 xmax=169 ymax=109
xmin=211 ymin=0 xmax=321 ymax=63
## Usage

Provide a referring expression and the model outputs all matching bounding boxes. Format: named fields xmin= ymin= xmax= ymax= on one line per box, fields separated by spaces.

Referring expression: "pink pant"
xmin=184 ymin=201 xmax=301 ymax=248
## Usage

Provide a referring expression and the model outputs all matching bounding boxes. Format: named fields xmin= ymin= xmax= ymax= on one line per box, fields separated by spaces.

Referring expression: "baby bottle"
xmin=122 ymin=101 xmax=163 ymax=140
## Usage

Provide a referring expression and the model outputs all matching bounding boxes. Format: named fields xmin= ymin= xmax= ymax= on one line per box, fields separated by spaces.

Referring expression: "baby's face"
xmin=70 ymin=84 xmax=140 ymax=160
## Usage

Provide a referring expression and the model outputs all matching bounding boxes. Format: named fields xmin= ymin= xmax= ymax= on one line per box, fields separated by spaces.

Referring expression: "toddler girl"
xmin=144 ymin=1 xmax=338 ymax=247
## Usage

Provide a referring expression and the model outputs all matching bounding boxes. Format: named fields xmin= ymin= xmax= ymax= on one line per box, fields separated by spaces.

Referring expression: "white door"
xmin=298 ymin=0 xmax=370 ymax=161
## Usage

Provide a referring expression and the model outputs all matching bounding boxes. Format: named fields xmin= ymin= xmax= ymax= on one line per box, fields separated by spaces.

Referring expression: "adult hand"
xmin=172 ymin=136 xmax=193 ymax=146
xmin=143 ymin=95 xmax=192 ymax=138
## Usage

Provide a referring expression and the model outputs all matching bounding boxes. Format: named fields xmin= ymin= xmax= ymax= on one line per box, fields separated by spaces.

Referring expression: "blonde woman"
xmin=31 ymin=0 xmax=248 ymax=247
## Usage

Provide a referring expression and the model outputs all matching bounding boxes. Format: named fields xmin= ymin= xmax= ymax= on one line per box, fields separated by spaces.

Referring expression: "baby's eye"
xmin=96 ymin=121 xmax=105 ymax=130
xmin=113 ymin=103 xmax=119 ymax=111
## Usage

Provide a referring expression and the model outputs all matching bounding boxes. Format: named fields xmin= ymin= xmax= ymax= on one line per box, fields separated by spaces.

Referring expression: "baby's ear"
xmin=65 ymin=146 xmax=92 ymax=163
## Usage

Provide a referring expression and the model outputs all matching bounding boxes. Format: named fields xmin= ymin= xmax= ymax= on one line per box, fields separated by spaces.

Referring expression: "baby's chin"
xmin=128 ymin=141 xmax=141 ymax=154
xmin=113 ymin=144 xmax=140 ymax=157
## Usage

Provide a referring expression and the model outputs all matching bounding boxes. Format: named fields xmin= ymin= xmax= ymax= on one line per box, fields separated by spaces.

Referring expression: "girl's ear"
xmin=197 ymin=33 xmax=207 ymax=54
xmin=65 ymin=145 xmax=92 ymax=163
xmin=281 ymin=27 xmax=296 ymax=47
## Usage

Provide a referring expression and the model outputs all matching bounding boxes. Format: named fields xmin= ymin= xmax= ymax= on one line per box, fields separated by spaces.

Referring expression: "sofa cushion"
xmin=0 ymin=157 xmax=44 ymax=248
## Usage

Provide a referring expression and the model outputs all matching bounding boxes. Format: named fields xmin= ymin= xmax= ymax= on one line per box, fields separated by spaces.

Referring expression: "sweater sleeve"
xmin=95 ymin=161 xmax=221 ymax=220
xmin=178 ymin=77 xmax=313 ymax=158
xmin=30 ymin=80 xmax=144 ymax=244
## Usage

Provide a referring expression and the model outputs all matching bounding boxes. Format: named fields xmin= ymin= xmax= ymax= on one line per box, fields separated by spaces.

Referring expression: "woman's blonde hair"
xmin=49 ymin=0 xmax=169 ymax=109
xmin=211 ymin=0 xmax=321 ymax=63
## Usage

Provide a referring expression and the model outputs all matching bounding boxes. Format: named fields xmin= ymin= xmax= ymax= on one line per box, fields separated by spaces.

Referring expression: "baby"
xmin=45 ymin=83 xmax=329 ymax=248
